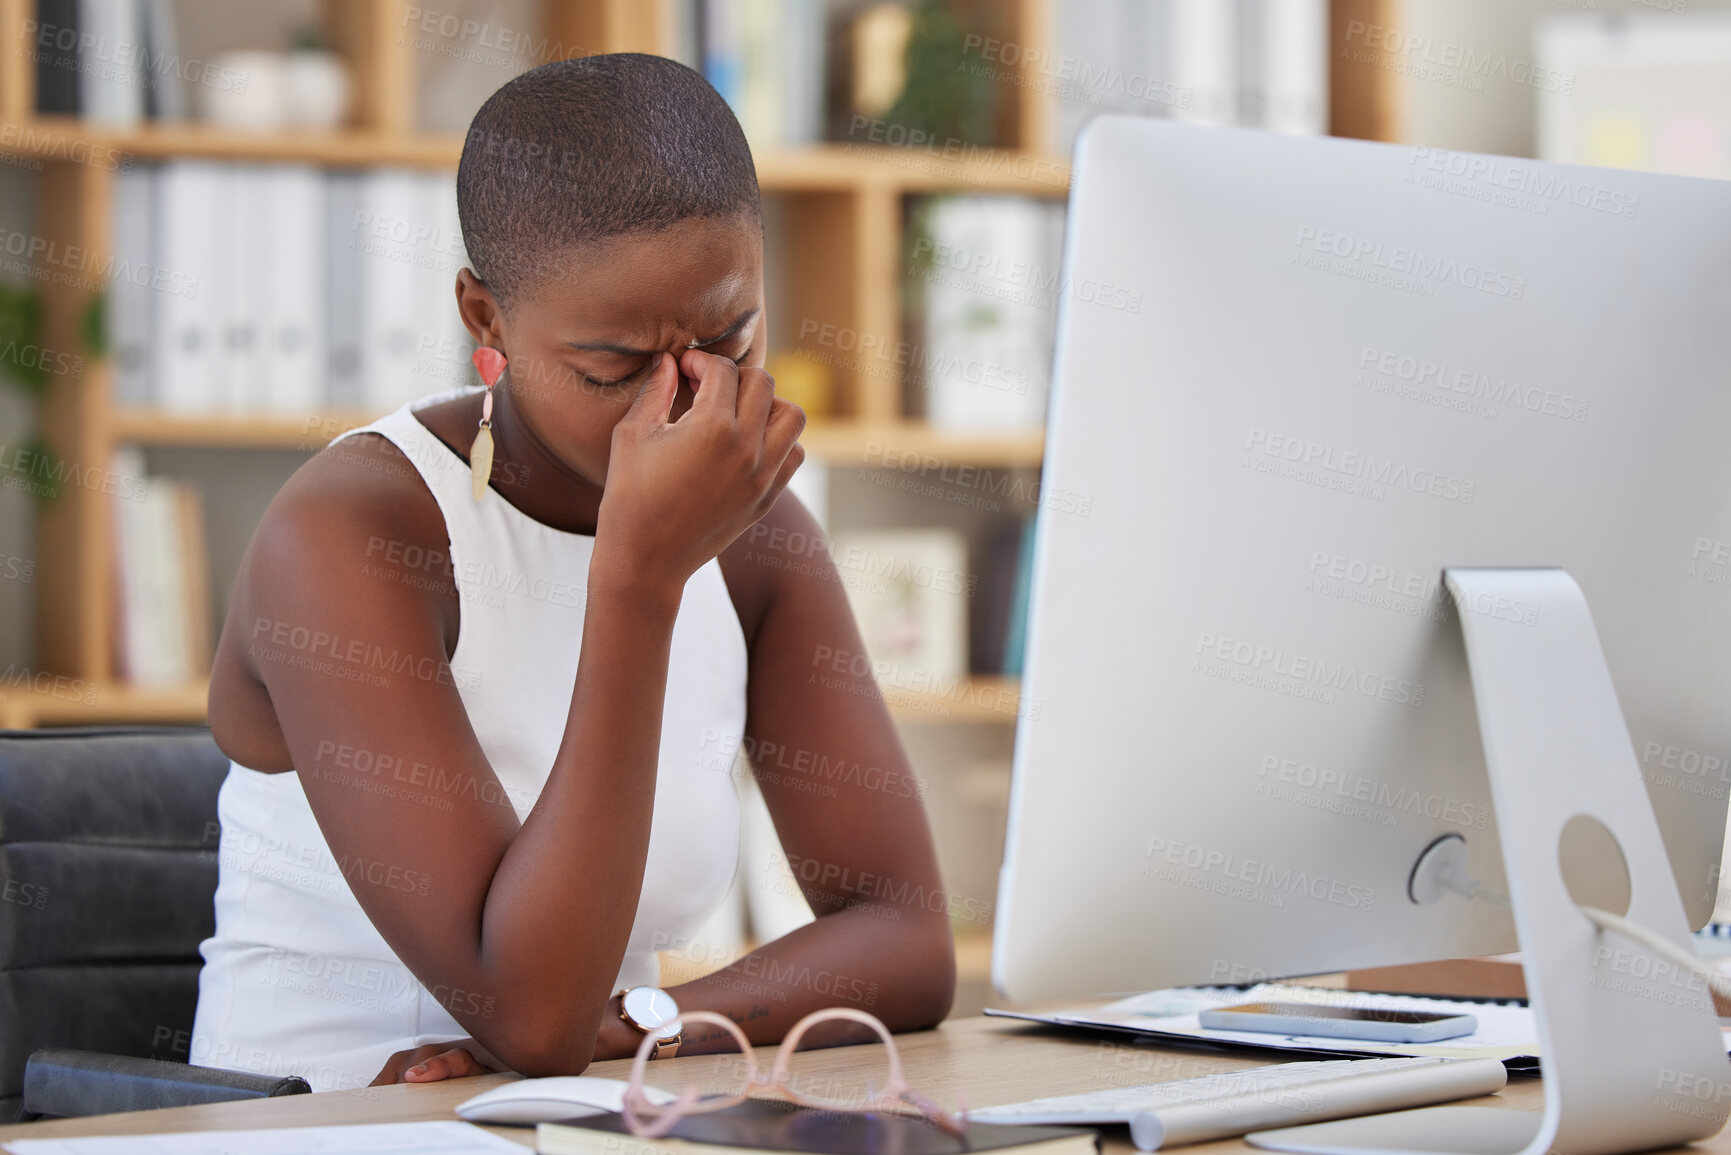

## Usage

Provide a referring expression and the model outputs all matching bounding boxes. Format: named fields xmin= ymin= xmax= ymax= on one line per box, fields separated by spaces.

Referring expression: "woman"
xmin=190 ymin=53 xmax=955 ymax=1090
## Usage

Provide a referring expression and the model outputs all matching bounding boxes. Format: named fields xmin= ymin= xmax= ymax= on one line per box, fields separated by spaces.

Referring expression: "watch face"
xmin=623 ymin=986 xmax=681 ymax=1033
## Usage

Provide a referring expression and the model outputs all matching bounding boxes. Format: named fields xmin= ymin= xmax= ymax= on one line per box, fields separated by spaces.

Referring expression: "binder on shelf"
xmin=257 ymin=164 xmax=326 ymax=416
xmin=1047 ymin=0 xmax=1327 ymax=155
xmin=111 ymin=449 xmax=211 ymax=686
xmin=424 ymin=172 xmax=472 ymax=393
xmin=1259 ymin=0 xmax=1328 ymax=136
xmin=781 ymin=0 xmax=826 ymax=148
xmin=78 ymin=0 xmax=144 ymax=128
xmin=110 ymin=447 xmax=150 ymax=683
xmin=140 ymin=0 xmax=188 ymax=122
xmin=112 ymin=453 xmax=188 ymax=685
xmin=34 ymin=0 xmax=80 ymax=116
xmin=737 ymin=0 xmax=786 ymax=150
xmin=110 ymin=164 xmax=156 ymax=408
xmin=663 ymin=0 xmax=702 ymax=71
xmin=176 ymin=481 xmax=212 ymax=677
xmin=703 ymin=0 xmax=744 ymax=118
xmin=216 ymin=163 xmax=262 ymax=414
xmin=700 ymin=0 xmax=825 ymax=149
xmin=153 ymin=161 xmax=224 ymax=414
xmin=1169 ymin=0 xmax=1236 ymax=128
xmin=325 ymin=171 xmax=367 ymax=411
xmin=359 ymin=168 xmax=434 ymax=412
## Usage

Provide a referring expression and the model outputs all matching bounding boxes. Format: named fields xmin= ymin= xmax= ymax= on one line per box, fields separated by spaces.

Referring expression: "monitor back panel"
xmin=994 ymin=118 xmax=1731 ymax=1002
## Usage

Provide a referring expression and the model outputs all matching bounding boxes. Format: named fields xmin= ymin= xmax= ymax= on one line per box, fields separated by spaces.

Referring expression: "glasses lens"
xmin=775 ymin=1034 xmax=898 ymax=1115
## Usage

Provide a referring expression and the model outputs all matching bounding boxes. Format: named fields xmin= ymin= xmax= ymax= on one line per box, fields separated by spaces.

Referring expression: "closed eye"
xmin=581 ymin=370 xmax=639 ymax=389
xmin=578 ymin=335 xmax=753 ymax=389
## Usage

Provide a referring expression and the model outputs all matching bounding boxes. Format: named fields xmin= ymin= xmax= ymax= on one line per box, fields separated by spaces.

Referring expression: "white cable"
xmin=1436 ymin=864 xmax=1509 ymax=908
xmin=1577 ymin=905 xmax=1731 ymax=1002
xmin=1435 ymin=865 xmax=1727 ymax=1002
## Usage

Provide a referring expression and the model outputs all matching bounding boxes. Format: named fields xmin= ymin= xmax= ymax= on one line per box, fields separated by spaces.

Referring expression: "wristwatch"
xmin=617 ymin=985 xmax=683 ymax=1059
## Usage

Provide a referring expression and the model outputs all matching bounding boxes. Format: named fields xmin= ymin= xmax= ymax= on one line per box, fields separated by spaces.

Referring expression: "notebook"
xmin=536 ymin=1097 xmax=1099 ymax=1155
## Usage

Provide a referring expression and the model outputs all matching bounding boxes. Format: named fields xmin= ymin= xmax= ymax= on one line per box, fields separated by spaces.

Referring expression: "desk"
xmin=0 ymin=1015 xmax=1713 ymax=1154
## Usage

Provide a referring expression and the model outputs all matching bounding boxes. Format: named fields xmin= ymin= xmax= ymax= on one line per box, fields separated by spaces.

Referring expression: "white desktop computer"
xmin=992 ymin=118 xmax=1731 ymax=1153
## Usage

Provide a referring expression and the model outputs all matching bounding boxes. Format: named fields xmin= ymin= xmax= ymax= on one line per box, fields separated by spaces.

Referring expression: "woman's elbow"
xmin=899 ymin=915 xmax=957 ymax=1029
xmin=484 ymin=1014 xmax=598 ymax=1077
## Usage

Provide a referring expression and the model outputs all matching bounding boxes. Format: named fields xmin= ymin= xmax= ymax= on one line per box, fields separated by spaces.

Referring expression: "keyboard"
xmin=968 ymin=1055 xmax=1509 ymax=1150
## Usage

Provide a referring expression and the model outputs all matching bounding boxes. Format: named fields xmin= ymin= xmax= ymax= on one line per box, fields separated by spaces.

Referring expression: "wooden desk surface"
xmin=0 ymin=1015 xmax=1712 ymax=1153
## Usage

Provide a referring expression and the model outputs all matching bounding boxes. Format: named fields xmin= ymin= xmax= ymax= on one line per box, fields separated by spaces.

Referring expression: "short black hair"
xmin=457 ymin=53 xmax=761 ymax=306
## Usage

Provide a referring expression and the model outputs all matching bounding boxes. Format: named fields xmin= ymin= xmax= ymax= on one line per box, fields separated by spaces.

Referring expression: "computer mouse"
xmin=454 ymin=1075 xmax=679 ymax=1125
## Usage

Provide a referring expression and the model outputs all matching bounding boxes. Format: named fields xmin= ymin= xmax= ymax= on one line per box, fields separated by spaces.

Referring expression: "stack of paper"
xmin=1 ymin=1119 xmax=526 ymax=1154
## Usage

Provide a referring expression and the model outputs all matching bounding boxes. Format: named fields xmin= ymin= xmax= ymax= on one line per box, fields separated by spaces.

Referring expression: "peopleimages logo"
xmin=1143 ymin=835 xmax=1376 ymax=911
xmin=1407 ymin=147 xmax=1639 ymax=220
xmin=1294 ymin=225 xmax=1526 ymax=300
xmin=1244 ymin=428 xmax=1476 ymax=505
xmin=1358 ymin=345 xmax=1590 ymax=423
xmin=1195 ymin=630 xmax=1426 ymax=708
xmin=1257 ymin=754 xmax=1490 ymax=830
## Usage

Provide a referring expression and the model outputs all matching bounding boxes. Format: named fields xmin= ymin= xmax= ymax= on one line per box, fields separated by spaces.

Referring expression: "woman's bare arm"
xmin=584 ymin=494 xmax=956 ymax=1060
xmin=220 ymin=351 xmax=802 ymax=1076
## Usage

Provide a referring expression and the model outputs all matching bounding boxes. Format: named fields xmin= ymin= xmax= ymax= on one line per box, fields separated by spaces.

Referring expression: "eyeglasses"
xmin=623 ymin=1008 xmax=969 ymax=1139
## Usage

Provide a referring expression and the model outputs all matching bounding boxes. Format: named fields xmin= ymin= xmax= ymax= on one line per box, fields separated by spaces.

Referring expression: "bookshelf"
xmin=0 ymin=0 xmax=1066 ymax=726
xmin=2 ymin=0 xmax=1398 ymax=729
xmin=0 ymin=679 xmax=207 ymax=730
xmin=111 ymin=409 xmax=1047 ymax=466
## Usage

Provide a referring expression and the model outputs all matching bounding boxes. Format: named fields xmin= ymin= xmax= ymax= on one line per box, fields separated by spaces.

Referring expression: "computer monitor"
xmin=993 ymin=117 xmax=1731 ymax=1004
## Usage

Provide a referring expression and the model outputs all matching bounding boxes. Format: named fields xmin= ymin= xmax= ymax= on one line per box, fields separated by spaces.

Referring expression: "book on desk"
xmin=538 ymin=1098 xmax=1099 ymax=1155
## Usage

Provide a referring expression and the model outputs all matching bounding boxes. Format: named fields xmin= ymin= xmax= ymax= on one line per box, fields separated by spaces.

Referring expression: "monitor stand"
xmin=1248 ymin=568 xmax=1729 ymax=1155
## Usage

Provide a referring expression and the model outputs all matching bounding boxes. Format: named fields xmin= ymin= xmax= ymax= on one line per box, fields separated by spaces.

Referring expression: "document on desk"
xmin=2 ymin=1119 xmax=526 ymax=1155
xmin=990 ymin=982 xmax=1541 ymax=1062
xmin=996 ymin=981 xmax=1731 ymax=1065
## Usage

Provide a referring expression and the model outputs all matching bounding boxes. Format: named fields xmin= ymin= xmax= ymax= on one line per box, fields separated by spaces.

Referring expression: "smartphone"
xmin=1196 ymin=1001 xmax=1478 ymax=1044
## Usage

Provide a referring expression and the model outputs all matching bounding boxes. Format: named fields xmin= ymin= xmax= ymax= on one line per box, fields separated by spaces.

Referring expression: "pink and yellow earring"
xmin=470 ymin=346 xmax=507 ymax=501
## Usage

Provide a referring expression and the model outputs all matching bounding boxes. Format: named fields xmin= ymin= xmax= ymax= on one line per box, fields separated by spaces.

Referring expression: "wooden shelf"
xmin=114 ymin=410 xmax=1046 ymax=467
xmin=9 ymin=0 xmax=1065 ymax=722
xmin=886 ymin=676 xmax=1022 ymax=725
xmin=0 ymin=678 xmax=209 ymax=730
xmin=0 ymin=118 xmax=1069 ymax=194
xmin=801 ymin=423 xmax=1045 ymax=469
xmin=112 ymin=409 xmax=378 ymax=450
xmin=755 ymin=145 xmax=1069 ymax=196
xmin=0 ymin=117 xmax=463 ymax=168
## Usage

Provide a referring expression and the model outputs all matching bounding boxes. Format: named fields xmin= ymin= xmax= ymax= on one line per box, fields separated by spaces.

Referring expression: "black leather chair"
xmin=0 ymin=727 xmax=309 ymax=1122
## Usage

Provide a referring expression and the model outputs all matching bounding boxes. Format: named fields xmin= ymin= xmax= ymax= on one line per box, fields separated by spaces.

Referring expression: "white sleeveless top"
xmin=190 ymin=396 xmax=748 ymax=1091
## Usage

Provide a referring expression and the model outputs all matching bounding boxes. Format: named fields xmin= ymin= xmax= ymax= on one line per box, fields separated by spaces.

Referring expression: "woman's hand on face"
xmin=369 ymin=1039 xmax=501 ymax=1085
xmin=596 ymin=349 xmax=805 ymax=589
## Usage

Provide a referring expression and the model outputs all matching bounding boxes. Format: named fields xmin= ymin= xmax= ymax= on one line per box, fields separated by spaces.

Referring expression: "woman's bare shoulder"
xmin=208 ymin=431 xmax=461 ymax=767
xmin=263 ymin=431 xmax=455 ymax=588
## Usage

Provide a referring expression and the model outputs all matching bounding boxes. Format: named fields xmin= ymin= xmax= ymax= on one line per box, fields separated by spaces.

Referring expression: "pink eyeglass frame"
xmin=622 ymin=1008 xmax=967 ymax=1139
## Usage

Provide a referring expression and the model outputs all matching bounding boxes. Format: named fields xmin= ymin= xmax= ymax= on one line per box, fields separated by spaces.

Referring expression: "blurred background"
xmin=0 ymin=0 xmax=1727 ymax=1016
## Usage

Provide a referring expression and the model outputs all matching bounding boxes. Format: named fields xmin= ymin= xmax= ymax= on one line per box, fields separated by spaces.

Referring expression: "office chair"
xmin=0 ymin=726 xmax=309 ymax=1122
